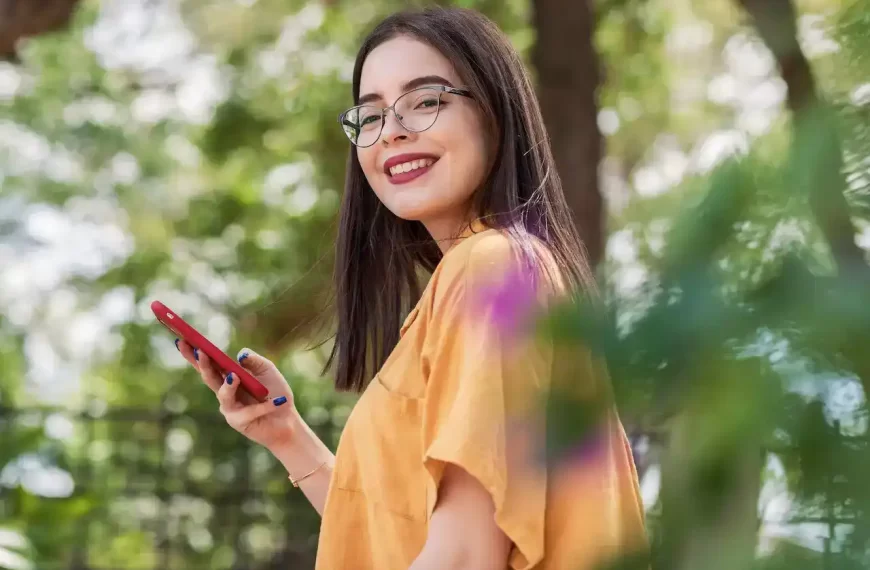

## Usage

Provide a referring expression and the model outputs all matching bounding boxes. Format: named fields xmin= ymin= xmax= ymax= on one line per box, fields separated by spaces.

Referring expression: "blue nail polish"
xmin=238 ymin=352 xmax=249 ymax=363
xmin=226 ymin=373 xmax=233 ymax=385
xmin=193 ymin=348 xmax=199 ymax=361
xmin=273 ymin=396 xmax=287 ymax=406
xmin=174 ymin=338 xmax=180 ymax=351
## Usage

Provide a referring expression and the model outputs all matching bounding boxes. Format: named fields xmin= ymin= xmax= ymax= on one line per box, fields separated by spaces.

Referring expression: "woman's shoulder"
xmin=435 ymin=228 xmax=519 ymax=287
xmin=441 ymin=228 xmax=562 ymax=285
xmin=429 ymin=228 xmax=565 ymax=311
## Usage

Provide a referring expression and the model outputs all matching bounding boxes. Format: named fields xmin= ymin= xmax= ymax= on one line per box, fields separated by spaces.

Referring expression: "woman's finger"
xmin=225 ymin=396 xmax=289 ymax=429
xmin=177 ymin=339 xmax=199 ymax=369
xmin=196 ymin=351 xmax=224 ymax=394
xmin=216 ymin=370 xmax=242 ymax=412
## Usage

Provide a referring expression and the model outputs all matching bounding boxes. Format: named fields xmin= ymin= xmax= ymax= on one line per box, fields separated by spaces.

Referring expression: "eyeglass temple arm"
xmin=444 ymin=87 xmax=473 ymax=98
xmin=338 ymin=114 xmax=361 ymax=135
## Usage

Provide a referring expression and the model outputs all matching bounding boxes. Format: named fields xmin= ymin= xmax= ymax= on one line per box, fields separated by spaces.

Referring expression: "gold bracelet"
xmin=289 ymin=460 xmax=327 ymax=488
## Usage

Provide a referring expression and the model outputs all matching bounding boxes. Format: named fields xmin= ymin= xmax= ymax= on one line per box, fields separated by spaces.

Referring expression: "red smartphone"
xmin=151 ymin=300 xmax=269 ymax=402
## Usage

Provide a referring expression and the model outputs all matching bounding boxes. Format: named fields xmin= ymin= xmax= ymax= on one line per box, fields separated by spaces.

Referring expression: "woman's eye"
xmin=360 ymin=115 xmax=380 ymax=126
xmin=415 ymin=98 xmax=439 ymax=110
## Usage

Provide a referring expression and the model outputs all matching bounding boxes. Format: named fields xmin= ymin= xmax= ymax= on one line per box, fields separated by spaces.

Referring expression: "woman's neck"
xmin=424 ymin=216 xmax=488 ymax=254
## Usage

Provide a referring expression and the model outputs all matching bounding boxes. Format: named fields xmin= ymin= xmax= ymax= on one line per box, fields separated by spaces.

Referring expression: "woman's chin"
xmin=381 ymin=196 xmax=440 ymax=222
xmin=376 ymin=184 xmax=469 ymax=226
xmin=388 ymin=207 xmax=430 ymax=222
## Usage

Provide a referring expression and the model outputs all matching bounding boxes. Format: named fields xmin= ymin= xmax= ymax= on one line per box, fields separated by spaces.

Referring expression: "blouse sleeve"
xmin=421 ymin=235 xmax=552 ymax=570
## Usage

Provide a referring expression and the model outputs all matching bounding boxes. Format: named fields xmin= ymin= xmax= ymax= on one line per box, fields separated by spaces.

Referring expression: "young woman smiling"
xmin=177 ymin=7 xmax=646 ymax=570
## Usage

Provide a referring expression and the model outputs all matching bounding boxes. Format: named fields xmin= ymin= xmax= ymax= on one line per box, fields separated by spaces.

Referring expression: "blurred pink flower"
xmin=565 ymin=427 xmax=607 ymax=466
xmin=475 ymin=265 xmax=540 ymax=338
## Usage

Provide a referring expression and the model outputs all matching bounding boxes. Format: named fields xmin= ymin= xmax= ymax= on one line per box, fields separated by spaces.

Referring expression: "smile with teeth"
xmin=389 ymin=158 xmax=436 ymax=176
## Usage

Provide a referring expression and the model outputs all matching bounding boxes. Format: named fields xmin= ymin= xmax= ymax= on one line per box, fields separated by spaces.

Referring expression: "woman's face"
xmin=355 ymin=35 xmax=490 ymax=238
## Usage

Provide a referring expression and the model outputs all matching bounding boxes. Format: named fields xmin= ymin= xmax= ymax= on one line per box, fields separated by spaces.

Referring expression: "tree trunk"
xmin=532 ymin=0 xmax=605 ymax=268
xmin=0 ymin=0 xmax=82 ymax=60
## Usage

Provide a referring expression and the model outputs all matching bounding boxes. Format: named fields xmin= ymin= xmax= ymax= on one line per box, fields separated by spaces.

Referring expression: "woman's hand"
xmin=176 ymin=339 xmax=334 ymax=515
xmin=177 ymin=339 xmax=298 ymax=452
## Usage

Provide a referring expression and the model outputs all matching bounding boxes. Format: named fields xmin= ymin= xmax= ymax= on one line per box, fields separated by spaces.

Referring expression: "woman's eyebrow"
xmin=357 ymin=75 xmax=456 ymax=105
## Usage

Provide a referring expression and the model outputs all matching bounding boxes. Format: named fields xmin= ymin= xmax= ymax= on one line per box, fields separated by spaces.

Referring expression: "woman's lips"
xmin=387 ymin=161 xmax=436 ymax=185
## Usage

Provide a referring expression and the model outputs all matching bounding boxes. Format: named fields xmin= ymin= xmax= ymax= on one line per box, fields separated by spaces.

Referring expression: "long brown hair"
xmin=325 ymin=6 xmax=594 ymax=392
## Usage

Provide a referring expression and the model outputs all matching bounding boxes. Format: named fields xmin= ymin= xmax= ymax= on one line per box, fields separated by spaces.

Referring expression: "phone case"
xmin=151 ymin=300 xmax=269 ymax=402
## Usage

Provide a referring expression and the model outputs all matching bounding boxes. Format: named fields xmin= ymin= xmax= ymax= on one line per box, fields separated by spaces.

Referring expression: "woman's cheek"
xmin=453 ymin=143 xmax=488 ymax=195
xmin=359 ymin=154 xmax=374 ymax=181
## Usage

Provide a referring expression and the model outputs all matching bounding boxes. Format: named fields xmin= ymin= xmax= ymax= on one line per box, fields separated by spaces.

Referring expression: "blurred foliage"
xmin=543 ymin=0 xmax=870 ymax=567
xmin=1 ymin=0 xmax=869 ymax=569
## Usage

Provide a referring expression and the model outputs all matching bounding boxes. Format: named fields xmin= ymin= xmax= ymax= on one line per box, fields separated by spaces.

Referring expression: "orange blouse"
xmin=315 ymin=224 xmax=646 ymax=569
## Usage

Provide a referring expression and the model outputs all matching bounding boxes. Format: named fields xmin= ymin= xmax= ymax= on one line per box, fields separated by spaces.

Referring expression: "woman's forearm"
xmin=270 ymin=412 xmax=335 ymax=516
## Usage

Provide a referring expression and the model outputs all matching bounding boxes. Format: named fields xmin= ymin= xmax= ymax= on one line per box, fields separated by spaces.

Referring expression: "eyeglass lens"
xmin=341 ymin=88 xmax=442 ymax=147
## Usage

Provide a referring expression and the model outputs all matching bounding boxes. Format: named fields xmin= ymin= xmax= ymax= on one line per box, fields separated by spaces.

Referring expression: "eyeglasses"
xmin=338 ymin=85 xmax=474 ymax=147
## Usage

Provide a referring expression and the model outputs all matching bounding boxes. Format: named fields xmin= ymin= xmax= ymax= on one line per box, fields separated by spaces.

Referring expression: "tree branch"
xmin=737 ymin=0 xmax=867 ymax=274
xmin=738 ymin=0 xmax=870 ymax=404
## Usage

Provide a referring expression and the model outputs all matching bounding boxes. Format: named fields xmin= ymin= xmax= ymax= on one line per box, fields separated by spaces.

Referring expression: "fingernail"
xmin=273 ymin=396 xmax=287 ymax=407
xmin=193 ymin=348 xmax=199 ymax=361
xmin=174 ymin=338 xmax=180 ymax=351
xmin=225 ymin=373 xmax=233 ymax=385
xmin=238 ymin=352 xmax=249 ymax=363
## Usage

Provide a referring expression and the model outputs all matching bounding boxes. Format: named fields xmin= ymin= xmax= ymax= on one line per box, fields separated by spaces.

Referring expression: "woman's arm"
xmin=409 ymin=464 xmax=512 ymax=570
xmin=178 ymin=342 xmax=335 ymax=516
xmin=271 ymin=413 xmax=336 ymax=516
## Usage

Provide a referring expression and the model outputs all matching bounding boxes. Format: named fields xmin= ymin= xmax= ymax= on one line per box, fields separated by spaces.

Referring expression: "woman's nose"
xmin=380 ymin=109 xmax=411 ymax=144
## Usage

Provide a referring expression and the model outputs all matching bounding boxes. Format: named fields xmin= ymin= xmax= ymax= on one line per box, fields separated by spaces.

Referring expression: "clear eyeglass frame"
xmin=337 ymin=85 xmax=474 ymax=148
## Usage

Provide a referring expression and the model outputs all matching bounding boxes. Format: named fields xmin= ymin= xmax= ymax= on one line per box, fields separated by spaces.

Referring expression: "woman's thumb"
xmin=236 ymin=348 xmax=274 ymax=375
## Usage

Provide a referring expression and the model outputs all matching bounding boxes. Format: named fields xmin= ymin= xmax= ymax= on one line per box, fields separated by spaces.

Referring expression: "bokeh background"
xmin=1 ymin=0 xmax=870 ymax=568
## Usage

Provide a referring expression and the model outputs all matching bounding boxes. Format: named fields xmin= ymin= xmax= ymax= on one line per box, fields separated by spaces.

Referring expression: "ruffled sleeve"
xmin=420 ymin=233 xmax=553 ymax=570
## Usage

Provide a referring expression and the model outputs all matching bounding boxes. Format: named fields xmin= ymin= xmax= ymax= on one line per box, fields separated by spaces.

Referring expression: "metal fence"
xmin=2 ymin=406 xmax=866 ymax=569
xmin=1 ymin=403 xmax=340 ymax=570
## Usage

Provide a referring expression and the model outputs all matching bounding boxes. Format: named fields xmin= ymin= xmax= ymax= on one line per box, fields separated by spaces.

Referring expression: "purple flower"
xmin=474 ymin=266 xmax=540 ymax=338
xmin=565 ymin=427 xmax=608 ymax=466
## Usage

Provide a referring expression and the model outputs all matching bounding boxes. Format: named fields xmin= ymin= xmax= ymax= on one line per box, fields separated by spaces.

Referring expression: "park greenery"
xmin=1 ymin=0 xmax=870 ymax=568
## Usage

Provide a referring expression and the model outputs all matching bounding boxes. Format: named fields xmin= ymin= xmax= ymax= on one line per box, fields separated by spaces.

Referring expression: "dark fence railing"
xmin=2 ymin=406 xmax=866 ymax=569
xmin=1 ymin=404 xmax=340 ymax=570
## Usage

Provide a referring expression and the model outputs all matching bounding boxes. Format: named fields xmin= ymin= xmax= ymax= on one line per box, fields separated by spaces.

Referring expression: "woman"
xmin=177 ymin=7 xmax=646 ymax=569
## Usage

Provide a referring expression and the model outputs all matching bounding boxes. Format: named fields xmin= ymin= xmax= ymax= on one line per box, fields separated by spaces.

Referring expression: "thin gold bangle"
xmin=289 ymin=460 xmax=327 ymax=488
